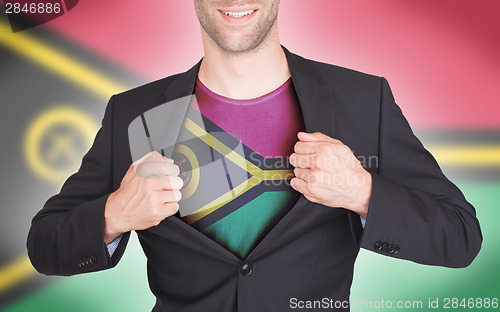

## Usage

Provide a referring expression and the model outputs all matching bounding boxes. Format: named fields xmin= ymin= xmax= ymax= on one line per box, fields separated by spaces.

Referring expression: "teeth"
xmin=222 ymin=10 xmax=255 ymax=18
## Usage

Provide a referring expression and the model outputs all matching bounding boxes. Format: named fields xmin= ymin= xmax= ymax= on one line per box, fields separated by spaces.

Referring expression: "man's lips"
xmin=218 ymin=8 xmax=258 ymax=24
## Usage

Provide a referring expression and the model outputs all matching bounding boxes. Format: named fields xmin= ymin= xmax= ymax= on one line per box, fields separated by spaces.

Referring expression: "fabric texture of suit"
xmin=27 ymin=46 xmax=482 ymax=312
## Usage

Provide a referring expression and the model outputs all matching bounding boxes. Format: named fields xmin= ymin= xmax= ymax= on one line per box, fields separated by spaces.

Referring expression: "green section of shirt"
xmin=203 ymin=191 xmax=295 ymax=259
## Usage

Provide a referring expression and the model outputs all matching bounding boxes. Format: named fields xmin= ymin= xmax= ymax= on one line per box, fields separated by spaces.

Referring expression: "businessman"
xmin=27 ymin=1 xmax=482 ymax=311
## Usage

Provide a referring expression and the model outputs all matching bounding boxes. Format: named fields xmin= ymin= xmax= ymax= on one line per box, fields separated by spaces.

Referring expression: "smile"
xmin=220 ymin=10 xmax=256 ymax=18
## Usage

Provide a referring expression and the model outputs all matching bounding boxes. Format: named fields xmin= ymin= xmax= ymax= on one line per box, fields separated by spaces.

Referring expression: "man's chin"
xmin=215 ymin=35 xmax=267 ymax=55
xmin=220 ymin=44 xmax=259 ymax=55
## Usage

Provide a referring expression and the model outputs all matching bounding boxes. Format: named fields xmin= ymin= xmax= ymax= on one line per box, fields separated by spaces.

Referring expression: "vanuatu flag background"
xmin=0 ymin=1 xmax=499 ymax=311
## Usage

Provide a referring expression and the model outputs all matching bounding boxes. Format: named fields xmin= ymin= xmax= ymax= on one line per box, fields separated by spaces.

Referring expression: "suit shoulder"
xmin=101 ymin=71 xmax=192 ymax=128
xmin=113 ymin=73 xmax=182 ymax=103
xmin=293 ymin=53 xmax=382 ymax=86
xmin=107 ymin=71 xmax=192 ymax=123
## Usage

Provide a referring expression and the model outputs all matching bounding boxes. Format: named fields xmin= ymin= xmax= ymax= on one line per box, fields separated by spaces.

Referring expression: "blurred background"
xmin=0 ymin=0 xmax=498 ymax=311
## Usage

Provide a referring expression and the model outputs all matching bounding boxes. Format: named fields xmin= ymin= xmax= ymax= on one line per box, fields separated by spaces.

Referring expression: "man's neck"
xmin=198 ymin=31 xmax=291 ymax=100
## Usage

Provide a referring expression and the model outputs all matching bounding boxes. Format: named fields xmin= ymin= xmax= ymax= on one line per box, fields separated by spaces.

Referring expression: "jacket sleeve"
xmin=27 ymin=96 xmax=131 ymax=276
xmin=357 ymin=77 xmax=482 ymax=268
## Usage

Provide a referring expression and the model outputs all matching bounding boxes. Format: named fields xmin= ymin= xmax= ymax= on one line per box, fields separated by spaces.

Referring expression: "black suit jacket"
xmin=27 ymin=46 xmax=482 ymax=312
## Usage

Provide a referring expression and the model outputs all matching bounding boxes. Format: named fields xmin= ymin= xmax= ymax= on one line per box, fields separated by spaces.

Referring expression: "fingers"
xmin=143 ymin=175 xmax=183 ymax=191
xmin=290 ymin=177 xmax=318 ymax=202
xmin=294 ymin=141 xmax=317 ymax=154
xmin=297 ymin=132 xmax=342 ymax=144
xmin=158 ymin=176 xmax=184 ymax=190
xmin=157 ymin=189 xmax=182 ymax=202
xmin=294 ymin=141 xmax=340 ymax=154
xmin=162 ymin=202 xmax=180 ymax=216
xmin=293 ymin=141 xmax=324 ymax=155
xmin=290 ymin=176 xmax=306 ymax=192
xmin=289 ymin=153 xmax=316 ymax=169
xmin=293 ymin=167 xmax=310 ymax=181
xmin=294 ymin=167 xmax=324 ymax=186
xmin=135 ymin=160 xmax=180 ymax=178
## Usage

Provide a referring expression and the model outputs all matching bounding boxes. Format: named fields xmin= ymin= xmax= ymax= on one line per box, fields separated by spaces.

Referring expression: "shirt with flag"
xmin=172 ymin=77 xmax=305 ymax=259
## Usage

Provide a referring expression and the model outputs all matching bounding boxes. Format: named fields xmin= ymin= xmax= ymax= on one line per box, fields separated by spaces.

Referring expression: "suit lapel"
xmin=163 ymin=60 xmax=201 ymax=102
xmin=158 ymin=61 xmax=201 ymax=157
xmin=157 ymin=47 xmax=337 ymax=260
xmin=283 ymin=46 xmax=336 ymax=136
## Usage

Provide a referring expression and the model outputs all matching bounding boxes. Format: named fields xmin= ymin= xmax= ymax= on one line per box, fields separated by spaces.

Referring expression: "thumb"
xmin=297 ymin=132 xmax=341 ymax=144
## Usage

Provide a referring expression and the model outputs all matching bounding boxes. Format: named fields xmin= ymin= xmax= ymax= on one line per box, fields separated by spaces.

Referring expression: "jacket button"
xmin=374 ymin=241 xmax=383 ymax=251
xmin=393 ymin=245 xmax=400 ymax=254
xmin=89 ymin=256 xmax=97 ymax=265
xmin=381 ymin=242 xmax=388 ymax=252
xmin=387 ymin=244 xmax=394 ymax=254
xmin=240 ymin=263 xmax=253 ymax=276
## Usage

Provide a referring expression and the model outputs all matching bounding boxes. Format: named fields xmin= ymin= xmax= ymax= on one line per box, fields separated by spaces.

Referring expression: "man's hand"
xmin=289 ymin=132 xmax=372 ymax=219
xmin=104 ymin=151 xmax=183 ymax=244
